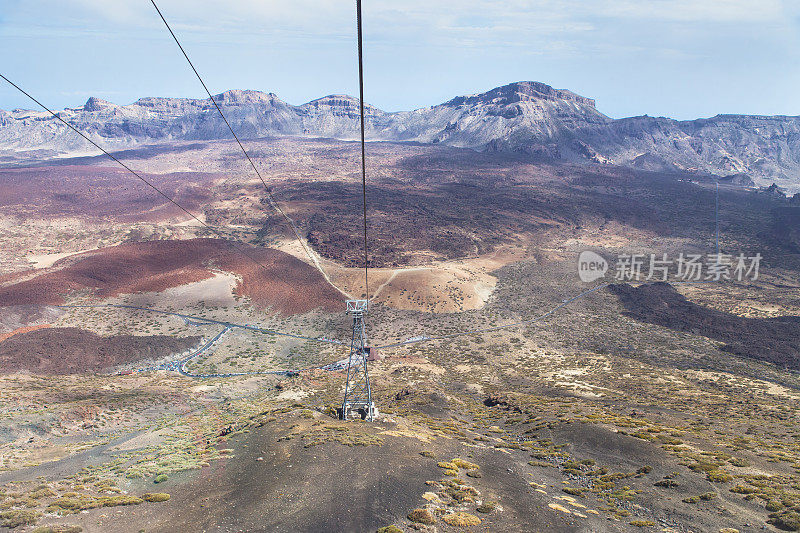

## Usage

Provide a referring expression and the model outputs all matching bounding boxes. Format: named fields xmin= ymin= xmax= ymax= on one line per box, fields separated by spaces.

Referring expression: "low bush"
xmin=767 ymin=501 xmax=785 ymax=512
xmin=141 ymin=493 xmax=170 ymax=502
xmin=442 ymin=512 xmax=481 ymax=526
xmin=81 ymin=495 xmax=143 ymax=509
xmin=47 ymin=498 xmax=82 ymax=513
xmin=0 ymin=510 xmax=41 ymax=528
xmin=707 ymin=470 xmax=733 ymax=483
xmin=407 ymin=508 xmax=435 ymax=525
xmin=654 ymin=479 xmax=679 ymax=488
xmin=768 ymin=509 xmax=800 ymax=531
xmin=451 ymin=458 xmax=479 ymax=470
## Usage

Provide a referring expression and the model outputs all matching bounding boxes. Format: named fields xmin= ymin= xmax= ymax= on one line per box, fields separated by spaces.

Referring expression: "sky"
xmin=1 ymin=0 xmax=799 ymax=120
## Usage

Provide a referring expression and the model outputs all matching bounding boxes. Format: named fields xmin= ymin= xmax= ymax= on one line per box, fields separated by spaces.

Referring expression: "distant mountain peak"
xmin=210 ymin=89 xmax=281 ymax=105
xmin=83 ymin=97 xmax=115 ymax=112
xmin=444 ymin=81 xmax=596 ymax=108
xmin=303 ymin=95 xmax=383 ymax=115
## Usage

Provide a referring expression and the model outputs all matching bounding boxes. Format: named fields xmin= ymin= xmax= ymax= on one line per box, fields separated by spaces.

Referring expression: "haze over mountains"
xmin=2 ymin=80 xmax=799 ymax=189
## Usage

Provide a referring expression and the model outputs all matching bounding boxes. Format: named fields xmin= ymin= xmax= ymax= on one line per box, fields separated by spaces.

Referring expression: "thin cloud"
xmin=0 ymin=0 xmax=798 ymax=118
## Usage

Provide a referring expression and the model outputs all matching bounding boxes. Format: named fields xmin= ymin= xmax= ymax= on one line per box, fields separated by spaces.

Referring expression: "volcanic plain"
xmin=0 ymin=137 xmax=798 ymax=533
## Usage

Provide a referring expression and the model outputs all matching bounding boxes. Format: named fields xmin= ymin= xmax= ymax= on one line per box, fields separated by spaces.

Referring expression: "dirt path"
xmin=0 ymin=429 xmax=147 ymax=485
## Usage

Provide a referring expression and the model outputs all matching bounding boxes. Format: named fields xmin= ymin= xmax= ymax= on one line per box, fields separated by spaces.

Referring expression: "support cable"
xmin=149 ymin=0 xmax=326 ymax=279
xmin=356 ymin=0 xmax=370 ymax=304
xmin=715 ymin=180 xmax=720 ymax=255
xmin=0 ymin=73 xmax=283 ymax=276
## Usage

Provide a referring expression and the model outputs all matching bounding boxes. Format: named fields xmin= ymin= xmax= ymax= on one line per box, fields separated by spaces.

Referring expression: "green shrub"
xmin=47 ymin=497 xmax=83 ymax=513
xmin=768 ymin=509 xmax=800 ymax=531
xmin=654 ymin=479 xmax=679 ymax=488
xmin=707 ymin=470 xmax=733 ymax=483
xmin=377 ymin=526 xmax=402 ymax=533
xmin=451 ymin=458 xmax=479 ymax=470
xmin=142 ymin=493 xmax=170 ymax=502
xmin=407 ymin=508 xmax=435 ymax=525
xmin=442 ymin=512 xmax=481 ymax=526
xmin=0 ymin=510 xmax=41 ymax=528
xmin=81 ymin=495 xmax=143 ymax=509
xmin=29 ymin=487 xmax=56 ymax=499
xmin=766 ymin=500 xmax=785 ymax=512
xmin=630 ymin=520 xmax=655 ymax=527
xmin=689 ymin=461 xmax=721 ymax=473
xmin=154 ymin=474 xmax=168 ymax=484
xmin=451 ymin=489 xmax=476 ymax=503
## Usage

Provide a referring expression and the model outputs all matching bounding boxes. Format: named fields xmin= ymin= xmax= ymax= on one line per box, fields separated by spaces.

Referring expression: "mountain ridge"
xmin=2 ymin=81 xmax=799 ymax=189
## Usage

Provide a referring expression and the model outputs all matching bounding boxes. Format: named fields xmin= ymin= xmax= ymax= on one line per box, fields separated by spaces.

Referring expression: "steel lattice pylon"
xmin=341 ymin=300 xmax=377 ymax=421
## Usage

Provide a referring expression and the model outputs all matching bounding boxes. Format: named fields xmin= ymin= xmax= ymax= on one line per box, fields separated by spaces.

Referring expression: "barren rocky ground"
xmin=0 ymin=138 xmax=798 ymax=533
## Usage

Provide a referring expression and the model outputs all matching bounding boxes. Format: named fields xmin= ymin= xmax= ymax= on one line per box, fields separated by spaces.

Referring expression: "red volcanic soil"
xmin=0 ymin=165 xmax=217 ymax=222
xmin=0 ymin=327 xmax=199 ymax=374
xmin=0 ymin=239 xmax=343 ymax=314
xmin=0 ymin=324 xmax=51 ymax=342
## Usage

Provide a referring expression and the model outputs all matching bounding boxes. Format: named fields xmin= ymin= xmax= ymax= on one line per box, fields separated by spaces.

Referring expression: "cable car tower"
xmin=341 ymin=299 xmax=377 ymax=420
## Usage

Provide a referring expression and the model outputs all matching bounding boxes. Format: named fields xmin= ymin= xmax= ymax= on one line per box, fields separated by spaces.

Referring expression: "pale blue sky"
xmin=1 ymin=0 xmax=799 ymax=120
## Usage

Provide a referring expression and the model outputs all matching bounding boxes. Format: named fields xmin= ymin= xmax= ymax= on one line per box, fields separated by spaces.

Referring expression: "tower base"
xmin=341 ymin=400 xmax=378 ymax=421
